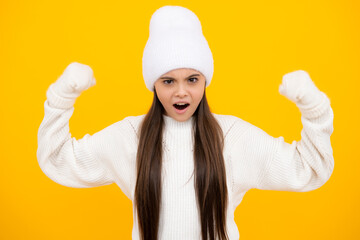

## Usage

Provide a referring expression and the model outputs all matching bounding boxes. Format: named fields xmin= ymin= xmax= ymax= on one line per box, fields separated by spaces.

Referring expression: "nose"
xmin=175 ymin=83 xmax=188 ymax=98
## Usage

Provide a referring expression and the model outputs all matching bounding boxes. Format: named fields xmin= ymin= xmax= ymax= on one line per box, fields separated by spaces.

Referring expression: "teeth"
xmin=176 ymin=103 xmax=187 ymax=105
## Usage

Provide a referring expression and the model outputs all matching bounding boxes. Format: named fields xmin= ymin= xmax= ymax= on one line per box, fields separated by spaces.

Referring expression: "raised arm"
xmin=231 ymin=70 xmax=334 ymax=194
xmin=36 ymin=62 xmax=114 ymax=188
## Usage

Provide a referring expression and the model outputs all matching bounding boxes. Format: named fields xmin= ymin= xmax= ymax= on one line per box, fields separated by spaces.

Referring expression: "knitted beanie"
xmin=142 ymin=5 xmax=214 ymax=92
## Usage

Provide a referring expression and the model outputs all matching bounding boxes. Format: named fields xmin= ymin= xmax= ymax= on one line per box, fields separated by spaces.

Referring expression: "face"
xmin=154 ymin=68 xmax=206 ymax=122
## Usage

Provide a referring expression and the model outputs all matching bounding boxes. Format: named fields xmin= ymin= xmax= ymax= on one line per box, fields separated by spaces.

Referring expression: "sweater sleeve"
xmin=36 ymin=84 xmax=115 ymax=188
xmin=231 ymin=91 xmax=334 ymax=193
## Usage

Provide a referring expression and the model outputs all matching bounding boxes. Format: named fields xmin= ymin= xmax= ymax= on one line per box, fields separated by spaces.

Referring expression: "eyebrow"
xmin=159 ymin=74 xmax=200 ymax=79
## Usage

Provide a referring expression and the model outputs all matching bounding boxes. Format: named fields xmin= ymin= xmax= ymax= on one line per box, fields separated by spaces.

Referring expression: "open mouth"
xmin=173 ymin=103 xmax=190 ymax=110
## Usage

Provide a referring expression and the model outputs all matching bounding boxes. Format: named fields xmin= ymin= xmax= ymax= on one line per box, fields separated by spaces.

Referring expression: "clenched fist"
xmin=52 ymin=62 xmax=96 ymax=99
xmin=279 ymin=70 xmax=323 ymax=109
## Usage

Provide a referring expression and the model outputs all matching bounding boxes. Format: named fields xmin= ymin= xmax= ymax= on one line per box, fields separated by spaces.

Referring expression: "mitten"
xmin=51 ymin=62 xmax=96 ymax=99
xmin=279 ymin=70 xmax=323 ymax=109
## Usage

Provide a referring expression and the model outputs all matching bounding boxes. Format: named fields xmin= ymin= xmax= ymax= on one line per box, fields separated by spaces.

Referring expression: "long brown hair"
xmin=134 ymin=89 xmax=229 ymax=240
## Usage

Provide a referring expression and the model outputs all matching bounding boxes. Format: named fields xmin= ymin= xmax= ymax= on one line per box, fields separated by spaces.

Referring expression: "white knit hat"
xmin=142 ymin=5 xmax=214 ymax=92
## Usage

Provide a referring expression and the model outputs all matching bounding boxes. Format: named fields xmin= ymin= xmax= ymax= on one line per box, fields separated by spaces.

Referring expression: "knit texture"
xmin=142 ymin=5 xmax=214 ymax=91
xmin=37 ymin=88 xmax=334 ymax=239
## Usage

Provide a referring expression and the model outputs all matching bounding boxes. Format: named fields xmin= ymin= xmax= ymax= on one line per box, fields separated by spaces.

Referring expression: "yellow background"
xmin=1 ymin=0 xmax=359 ymax=239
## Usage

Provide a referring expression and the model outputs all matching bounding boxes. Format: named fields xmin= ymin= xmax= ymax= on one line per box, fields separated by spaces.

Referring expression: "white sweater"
xmin=37 ymin=84 xmax=334 ymax=240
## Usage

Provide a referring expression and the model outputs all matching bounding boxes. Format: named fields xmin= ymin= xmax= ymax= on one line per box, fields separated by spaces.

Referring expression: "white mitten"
xmin=279 ymin=70 xmax=323 ymax=109
xmin=51 ymin=62 xmax=96 ymax=99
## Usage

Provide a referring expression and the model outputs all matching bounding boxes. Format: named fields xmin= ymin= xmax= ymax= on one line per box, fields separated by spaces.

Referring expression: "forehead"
xmin=160 ymin=68 xmax=202 ymax=78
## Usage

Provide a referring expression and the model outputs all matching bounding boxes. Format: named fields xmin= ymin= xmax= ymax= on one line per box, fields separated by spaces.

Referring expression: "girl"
xmin=37 ymin=5 xmax=334 ymax=240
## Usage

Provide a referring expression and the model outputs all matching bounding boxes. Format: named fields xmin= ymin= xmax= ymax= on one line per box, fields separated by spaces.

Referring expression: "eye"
xmin=188 ymin=77 xmax=198 ymax=83
xmin=163 ymin=79 xmax=173 ymax=84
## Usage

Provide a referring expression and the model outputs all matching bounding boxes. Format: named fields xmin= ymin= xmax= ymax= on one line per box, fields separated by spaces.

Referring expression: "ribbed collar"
xmin=163 ymin=114 xmax=194 ymax=130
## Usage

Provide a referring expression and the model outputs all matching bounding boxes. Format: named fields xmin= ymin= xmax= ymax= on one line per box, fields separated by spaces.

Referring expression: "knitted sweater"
xmin=37 ymin=84 xmax=334 ymax=240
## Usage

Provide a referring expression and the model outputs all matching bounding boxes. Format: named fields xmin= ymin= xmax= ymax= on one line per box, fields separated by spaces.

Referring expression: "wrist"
xmin=297 ymin=92 xmax=330 ymax=119
xmin=296 ymin=89 xmax=323 ymax=110
xmin=46 ymin=83 xmax=77 ymax=109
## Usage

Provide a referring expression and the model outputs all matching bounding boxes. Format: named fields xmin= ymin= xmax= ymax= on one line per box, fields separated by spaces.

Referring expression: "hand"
xmin=52 ymin=62 xmax=96 ymax=99
xmin=279 ymin=70 xmax=323 ymax=108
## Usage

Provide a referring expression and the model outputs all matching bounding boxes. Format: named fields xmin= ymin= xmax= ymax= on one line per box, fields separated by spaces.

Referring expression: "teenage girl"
xmin=37 ymin=5 xmax=334 ymax=240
